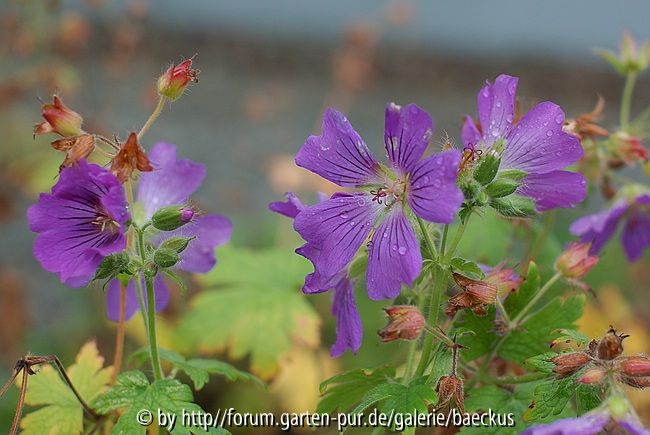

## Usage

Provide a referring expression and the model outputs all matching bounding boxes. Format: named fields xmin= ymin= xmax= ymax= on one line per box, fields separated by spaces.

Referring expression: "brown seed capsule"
xmin=110 ymin=132 xmax=154 ymax=183
xmin=51 ymin=134 xmax=95 ymax=169
xmin=435 ymin=375 xmax=465 ymax=414
xmin=549 ymin=352 xmax=592 ymax=377
xmin=377 ymin=305 xmax=425 ymax=342
xmin=446 ymin=273 xmax=497 ymax=316
xmin=596 ymin=327 xmax=628 ymax=361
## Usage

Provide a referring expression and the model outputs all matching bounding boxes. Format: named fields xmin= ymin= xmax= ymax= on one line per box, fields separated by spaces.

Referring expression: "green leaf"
xmin=351 ymin=379 xmax=437 ymax=429
xmin=523 ymin=376 xmax=580 ymax=421
xmin=176 ymin=246 xmax=319 ymax=379
xmin=524 ymin=352 xmax=558 ymax=374
xmin=575 ymin=384 xmax=602 ymax=415
xmin=456 ymin=307 xmax=499 ymax=361
xmin=551 ymin=329 xmax=590 ymax=347
xmin=92 ymin=370 xmax=227 ymax=435
xmin=137 ymin=348 xmax=263 ymax=390
xmin=499 ymin=296 xmax=585 ymax=363
xmin=450 ymin=258 xmax=485 ymax=280
xmin=19 ymin=342 xmax=112 ymax=435
xmin=503 ymin=262 xmax=541 ymax=318
xmin=316 ymin=366 xmax=395 ymax=414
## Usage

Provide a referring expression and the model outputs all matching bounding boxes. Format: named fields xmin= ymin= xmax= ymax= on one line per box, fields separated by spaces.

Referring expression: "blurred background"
xmin=1 ymin=0 xmax=649 ymax=431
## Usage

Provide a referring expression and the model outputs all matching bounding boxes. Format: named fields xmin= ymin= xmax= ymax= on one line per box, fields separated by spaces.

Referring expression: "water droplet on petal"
xmin=433 ymin=179 xmax=442 ymax=188
xmin=383 ymin=232 xmax=388 ymax=238
xmin=506 ymin=114 xmax=513 ymax=123
xmin=350 ymin=221 xmax=356 ymax=226
xmin=391 ymin=244 xmax=398 ymax=251
xmin=555 ymin=113 xmax=564 ymax=124
xmin=546 ymin=130 xmax=553 ymax=137
xmin=340 ymin=212 xmax=348 ymax=219
xmin=496 ymin=101 xmax=502 ymax=108
xmin=398 ymin=246 xmax=407 ymax=255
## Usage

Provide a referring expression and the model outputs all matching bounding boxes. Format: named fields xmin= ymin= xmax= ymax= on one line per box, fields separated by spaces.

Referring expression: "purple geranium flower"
xmin=294 ymin=103 xmax=463 ymax=300
xmin=570 ymin=193 xmax=650 ymax=262
xmin=521 ymin=411 xmax=649 ymax=435
xmin=106 ymin=143 xmax=232 ymax=321
xmin=462 ymin=74 xmax=586 ymax=211
xmin=28 ymin=160 xmax=129 ymax=287
xmin=270 ymin=192 xmax=362 ymax=357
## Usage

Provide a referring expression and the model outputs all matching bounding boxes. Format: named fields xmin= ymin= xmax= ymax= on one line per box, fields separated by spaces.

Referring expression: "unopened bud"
xmin=34 ymin=95 xmax=84 ymax=137
xmin=489 ymin=195 xmax=536 ymax=218
xmin=459 ymin=178 xmax=481 ymax=201
xmin=555 ymin=242 xmax=599 ymax=279
xmin=484 ymin=264 xmax=522 ymax=296
xmin=378 ymin=305 xmax=425 ymax=342
xmin=485 ymin=177 xmax=520 ymax=198
xmin=578 ymin=367 xmax=607 ymax=384
xmin=159 ymin=236 xmax=195 ymax=254
xmin=473 ymin=153 xmax=501 ymax=185
xmin=618 ymin=355 xmax=650 ymax=377
xmin=549 ymin=352 xmax=592 ymax=377
xmin=157 ymin=59 xmax=199 ymax=100
xmin=153 ymin=248 xmax=181 ymax=269
xmin=151 ymin=205 xmax=195 ymax=231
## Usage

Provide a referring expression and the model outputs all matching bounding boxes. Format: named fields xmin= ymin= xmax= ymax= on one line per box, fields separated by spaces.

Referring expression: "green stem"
xmin=416 ymin=217 xmax=437 ymax=262
xmin=494 ymin=296 xmax=511 ymax=327
xmin=620 ymin=71 xmax=637 ymax=129
xmin=138 ymin=96 xmax=167 ymax=140
xmin=135 ymin=226 xmax=163 ymax=381
xmin=511 ymin=272 xmax=561 ymax=326
xmin=145 ymin=274 xmax=163 ymax=381
xmin=413 ymin=264 xmax=447 ymax=377
xmin=444 ymin=215 xmax=471 ymax=262
xmin=483 ymin=372 xmax=550 ymax=385
xmin=440 ymin=224 xmax=449 ymax=257
xmin=403 ymin=340 xmax=418 ymax=385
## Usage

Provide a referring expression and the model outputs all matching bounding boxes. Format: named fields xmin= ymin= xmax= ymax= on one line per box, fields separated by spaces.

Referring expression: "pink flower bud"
xmin=378 ymin=305 xmax=425 ymax=342
xmin=554 ymin=242 xmax=599 ymax=279
xmin=549 ymin=352 xmax=592 ymax=377
xmin=578 ymin=367 xmax=607 ymax=385
xmin=157 ymin=59 xmax=199 ymax=100
xmin=180 ymin=208 xmax=195 ymax=222
xmin=619 ymin=355 xmax=650 ymax=377
xmin=34 ymin=95 xmax=84 ymax=137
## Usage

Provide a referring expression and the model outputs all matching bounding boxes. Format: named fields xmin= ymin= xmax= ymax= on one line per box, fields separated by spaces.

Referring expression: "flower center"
xmin=92 ymin=210 xmax=120 ymax=234
xmin=370 ymin=179 xmax=406 ymax=207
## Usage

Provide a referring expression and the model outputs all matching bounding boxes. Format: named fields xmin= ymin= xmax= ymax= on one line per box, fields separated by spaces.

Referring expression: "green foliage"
xmin=450 ymin=257 xmax=485 ymax=280
xmin=130 ymin=348 xmax=263 ymax=391
xmin=351 ymin=378 xmax=437 ymax=429
xmin=93 ymin=370 xmax=226 ymax=435
xmin=503 ymin=262 xmax=542 ymax=317
xmin=176 ymin=246 xmax=320 ymax=379
xmin=523 ymin=376 xmax=581 ymax=421
xmin=499 ymin=295 xmax=585 ymax=363
xmin=524 ymin=352 xmax=558 ymax=374
xmin=552 ymin=329 xmax=590 ymax=347
xmin=316 ymin=366 xmax=396 ymax=414
xmin=19 ymin=342 xmax=112 ymax=435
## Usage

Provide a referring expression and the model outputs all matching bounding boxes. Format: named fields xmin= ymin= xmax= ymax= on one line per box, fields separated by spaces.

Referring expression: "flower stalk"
xmin=620 ymin=71 xmax=637 ymax=129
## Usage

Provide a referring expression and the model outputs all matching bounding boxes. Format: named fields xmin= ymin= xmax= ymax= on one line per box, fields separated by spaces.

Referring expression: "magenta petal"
xmin=477 ymin=74 xmax=518 ymax=148
xmin=137 ymin=142 xmax=206 ymax=219
xmin=384 ymin=103 xmax=434 ymax=175
xmin=295 ymin=108 xmax=380 ymax=187
xmin=105 ymin=275 xmax=170 ymax=322
xmin=407 ymin=149 xmax=463 ymax=224
xmin=461 ymin=115 xmax=481 ymax=148
xmin=570 ymin=202 xmax=628 ymax=254
xmin=268 ymin=192 xmax=308 ymax=219
xmin=621 ymin=208 xmax=650 ymax=261
xmin=502 ymin=102 xmax=583 ymax=173
xmin=156 ymin=214 xmax=233 ymax=273
xmin=366 ymin=208 xmax=422 ymax=300
xmin=518 ymin=171 xmax=587 ymax=211
xmin=520 ymin=413 xmax=609 ymax=435
xmin=294 ymin=193 xmax=377 ymax=282
xmin=330 ymin=277 xmax=362 ymax=357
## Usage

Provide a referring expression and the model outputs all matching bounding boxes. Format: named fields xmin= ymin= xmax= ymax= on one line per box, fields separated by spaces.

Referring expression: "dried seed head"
xmin=435 ymin=375 xmax=465 ymax=414
xmin=596 ymin=327 xmax=628 ymax=361
xmin=446 ymin=273 xmax=497 ymax=316
xmin=110 ymin=132 xmax=154 ymax=183
xmin=377 ymin=305 xmax=425 ymax=342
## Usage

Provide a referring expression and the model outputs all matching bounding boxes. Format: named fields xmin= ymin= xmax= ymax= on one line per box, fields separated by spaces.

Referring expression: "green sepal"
xmin=485 ymin=177 xmax=520 ymax=198
xmin=473 ymin=153 xmax=501 ymax=185
xmin=490 ymin=195 xmax=536 ymax=218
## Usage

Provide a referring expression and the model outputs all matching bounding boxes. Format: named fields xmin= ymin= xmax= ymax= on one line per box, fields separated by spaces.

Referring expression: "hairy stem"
xmin=620 ymin=71 xmax=637 ymax=129
xmin=145 ymin=274 xmax=163 ymax=381
xmin=444 ymin=214 xmax=471 ymax=262
xmin=414 ymin=263 xmax=447 ymax=378
xmin=138 ymin=96 xmax=167 ymax=140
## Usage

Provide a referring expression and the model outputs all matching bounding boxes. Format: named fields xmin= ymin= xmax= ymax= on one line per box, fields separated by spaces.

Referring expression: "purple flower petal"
xmin=154 ymin=214 xmax=232 ymax=274
xmin=137 ymin=142 xmax=206 ymax=219
xmin=330 ymin=277 xmax=362 ymax=357
xmin=518 ymin=171 xmax=587 ymax=211
xmin=520 ymin=413 xmax=609 ymax=435
xmin=366 ymin=208 xmax=422 ymax=300
xmin=384 ymin=103 xmax=434 ymax=175
xmin=621 ymin=207 xmax=650 ymax=261
xmin=570 ymin=202 xmax=629 ymax=254
xmin=294 ymin=193 xmax=378 ymax=283
xmin=461 ymin=115 xmax=481 ymax=148
xmin=618 ymin=416 xmax=650 ymax=435
xmin=268 ymin=192 xmax=307 ymax=219
xmin=477 ymin=74 xmax=518 ymax=148
xmin=295 ymin=108 xmax=380 ymax=187
xmin=106 ymin=275 xmax=170 ymax=322
xmin=502 ymin=102 xmax=583 ymax=173
xmin=28 ymin=161 xmax=128 ymax=287
xmin=407 ymin=149 xmax=463 ymax=224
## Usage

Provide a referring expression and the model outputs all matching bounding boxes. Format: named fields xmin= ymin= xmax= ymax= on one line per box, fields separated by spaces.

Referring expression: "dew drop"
xmin=496 ymin=101 xmax=502 ymax=108
xmin=391 ymin=244 xmax=398 ymax=251
xmin=357 ymin=198 xmax=366 ymax=206
xmin=422 ymin=176 xmax=430 ymax=184
xmin=350 ymin=221 xmax=356 ymax=226
xmin=398 ymin=246 xmax=407 ymax=255
xmin=340 ymin=212 xmax=348 ymax=219
xmin=555 ymin=113 xmax=564 ymax=124
xmin=433 ymin=179 xmax=442 ymax=188
xmin=383 ymin=232 xmax=388 ymax=238
xmin=546 ymin=130 xmax=553 ymax=137
xmin=321 ymin=143 xmax=330 ymax=151
xmin=506 ymin=114 xmax=513 ymax=123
